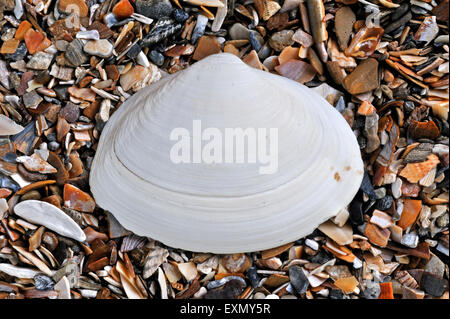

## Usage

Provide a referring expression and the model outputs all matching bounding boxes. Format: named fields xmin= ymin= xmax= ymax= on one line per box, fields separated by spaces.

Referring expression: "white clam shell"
xmin=90 ymin=53 xmax=363 ymax=253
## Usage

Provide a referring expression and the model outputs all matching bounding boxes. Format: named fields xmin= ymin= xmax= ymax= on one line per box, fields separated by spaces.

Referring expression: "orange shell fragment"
xmin=364 ymin=222 xmax=391 ymax=247
xmin=397 ymin=199 xmax=422 ymax=230
xmin=399 ymin=154 xmax=441 ymax=183
xmin=0 ymin=39 xmax=20 ymax=54
xmin=63 ymin=183 xmax=96 ymax=213
xmin=323 ymin=240 xmax=356 ymax=262
xmin=379 ymin=282 xmax=394 ymax=299
xmin=24 ymin=29 xmax=51 ymax=54
xmin=334 ymin=276 xmax=359 ymax=294
xmin=408 ymin=120 xmax=440 ymax=140
xmin=278 ymin=46 xmax=300 ymax=65
xmin=242 ymin=50 xmax=264 ymax=70
xmin=15 ymin=21 xmax=33 ymax=41
xmin=24 ymin=29 xmax=44 ymax=54
xmin=36 ymin=37 xmax=52 ymax=53
xmin=0 ymin=188 xmax=12 ymax=199
xmin=357 ymin=101 xmax=376 ymax=116
xmin=345 ymin=27 xmax=384 ymax=58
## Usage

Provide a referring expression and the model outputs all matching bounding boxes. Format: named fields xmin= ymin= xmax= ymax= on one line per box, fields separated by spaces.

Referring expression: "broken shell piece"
xmin=335 ymin=6 xmax=355 ymax=51
xmin=63 ymin=184 xmax=96 ymax=213
xmin=54 ymin=276 xmax=71 ymax=299
xmin=0 ymin=114 xmax=24 ymax=136
xmin=414 ymin=16 xmax=439 ymax=45
xmin=345 ymin=27 xmax=384 ymax=58
xmin=177 ymin=262 xmax=198 ymax=281
xmin=211 ymin=0 xmax=227 ymax=32
xmin=398 ymin=199 xmax=422 ymax=230
xmin=14 ymin=200 xmax=86 ymax=242
xmin=370 ymin=210 xmax=393 ymax=229
xmin=90 ymin=53 xmax=364 ymax=253
xmin=0 ymin=263 xmax=41 ymax=278
xmin=183 ymin=0 xmax=224 ymax=7
xmin=254 ymin=0 xmax=281 ymax=21
xmin=16 ymin=153 xmax=57 ymax=174
xmin=399 ymin=154 xmax=440 ymax=183
xmin=275 ymin=60 xmax=317 ymax=83
xmin=318 ymin=220 xmax=353 ymax=246
xmin=306 ymin=0 xmax=327 ymax=43
xmin=334 ymin=276 xmax=359 ymax=294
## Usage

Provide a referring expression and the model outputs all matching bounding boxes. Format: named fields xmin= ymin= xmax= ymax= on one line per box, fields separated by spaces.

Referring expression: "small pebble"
xmin=136 ymin=0 xmax=173 ymax=19
xmin=289 ymin=266 xmax=309 ymax=295
xmin=34 ymin=274 xmax=55 ymax=291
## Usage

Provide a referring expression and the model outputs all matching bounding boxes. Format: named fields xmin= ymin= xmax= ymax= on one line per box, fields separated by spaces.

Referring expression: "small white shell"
xmin=90 ymin=53 xmax=363 ymax=253
xmin=14 ymin=200 xmax=86 ymax=242
xmin=0 ymin=263 xmax=41 ymax=278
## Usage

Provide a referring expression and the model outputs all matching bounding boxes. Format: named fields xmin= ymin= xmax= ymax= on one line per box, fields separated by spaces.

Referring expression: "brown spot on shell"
xmin=334 ymin=172 xmax=341 ymax=181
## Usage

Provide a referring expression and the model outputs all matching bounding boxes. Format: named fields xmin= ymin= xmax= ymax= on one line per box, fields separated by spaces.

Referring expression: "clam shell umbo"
xmin=90 ymin=53 xmax=363 ymax=253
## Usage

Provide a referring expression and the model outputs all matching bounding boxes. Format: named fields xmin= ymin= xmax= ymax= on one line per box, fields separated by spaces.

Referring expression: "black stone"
xmin=403 ymin=41 xmax=417 ymax=50
xmin=126 ymin=43 xmax=142 ymax=59
xmin=393 ymin=87 xmax=408 ymax=99
xmin=136 ymin=0 xmax=173 ymax=19
xmin=404 ymin=101 xmax=415 ymax=113
xmin=148 ymin=50 xmax=165 ymax=66
xmin=410 ymin=85 xmax=427 ymax=96
xmin=5 ymin=42 xmax=27 ymax=61
xmin=172 ymin=8 xmax=189 ymax=23
xmin=204 ymin=280 xmax=244 ymax=299
xmin=309 ymin=251 xmax=332 ymax=264
xmin=0 ymin=174 xmax=20 ymax=192
xmin=53 ymin=241 xmax=68 ymax=265
xmin=349 ymin=199 xmax=364 ymax=226
xmin=391 ymin=3 xmax=409 ymax=21
xmin=35 ymin=71 xmax=52 ymax=85
xmin=360 ymin=172 xmax=377 ymax=200
xmin=249 ymin=32 xmax=262 ymax=52
xmin=384 ymin=11 xmax=412 ymax=34
xmin=420 ymin=272 xmax=447 ymax=297
xmin=246 ymin=266 xmax=260 ymax=288
xmin=289 ymin=266 xmax=309 ymax=295
xmin=411 ymin=5 xmax=429 ymax=15
xmin=440 ymin=120 xmax=449 ymax=137
xmin=353 ymin=116 xmax=366 ymax=130
xmin=54 ymin=86 xmax=69 ymax=100
xmin=376 ymin=195 xmax=393 ymax=211
xmin=357 ymin=135 xmax=367 ymax=150
xmin=329 ymin=289 xmax=345 ymax=299
xmin=34 ymin=274 xmax=55 ymax=291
